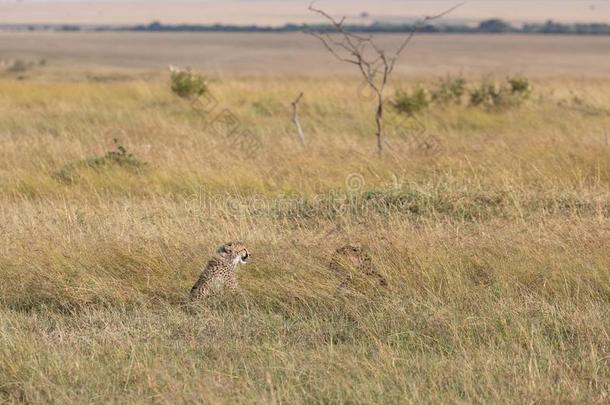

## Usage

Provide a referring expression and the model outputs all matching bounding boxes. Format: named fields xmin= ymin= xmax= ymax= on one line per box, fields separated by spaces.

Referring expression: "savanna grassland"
xmin=1 ymin=38 xmax=610 ymax=403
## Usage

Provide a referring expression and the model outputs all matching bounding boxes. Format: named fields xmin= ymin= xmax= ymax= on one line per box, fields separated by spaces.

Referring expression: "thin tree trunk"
xmin=291 ymin=92 xmax=305 ymax=145
xmin=375 ymin=94 xmax=384 ymax=156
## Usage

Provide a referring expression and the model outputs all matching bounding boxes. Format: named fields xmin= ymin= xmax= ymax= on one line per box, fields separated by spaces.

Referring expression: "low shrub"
xmin=392 ymin=76 xmax=532 ymax=115
xmin=54 ymin=139 xmax=147 ymax=183
xmin=469 ymin=76 xmax=532 ymax=109
xmin=508 ymin=76 xmax=532 ymax=98
xmin=392 ymin=88 xmax=429 ymax=116
xmin=169 ymin=66 xmax=209 ymax=100
xmin=469 ymin=81 xmax=504 ymax=108
xmin=431 ymin=77 xmax=467 ymax=104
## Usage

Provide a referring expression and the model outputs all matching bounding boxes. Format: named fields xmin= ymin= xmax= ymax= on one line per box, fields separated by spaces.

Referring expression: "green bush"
xmin=5 ymin=59 xmax=36 ymax=73
xmin=469 ymin=81 xmax=504 ymax=108
xmin=469 ymin=77 xmax=532 ymax=109
xmin=432 ymin=77 xmax=467 ymax=104
xmin=507 ymin=76 xmax=532 ymax=99
xmin=392 ymin=88 xmax=429 ymax=116
xmin=55 ymin=139 xmax=147 ymax=183
xmin=391 ymin=76 xmax=533 ymax=114
xmin=169 ymin=66 xmax=209 ymax=100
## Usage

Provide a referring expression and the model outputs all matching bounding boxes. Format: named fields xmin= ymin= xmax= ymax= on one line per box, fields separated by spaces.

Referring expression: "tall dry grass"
xmin=0 ymin=72 xmax=609 ymax=403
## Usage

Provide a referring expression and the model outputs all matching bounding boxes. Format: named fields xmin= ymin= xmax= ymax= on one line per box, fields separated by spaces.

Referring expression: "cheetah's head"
xmin=217 ymin=241 xmax=250 ymax=265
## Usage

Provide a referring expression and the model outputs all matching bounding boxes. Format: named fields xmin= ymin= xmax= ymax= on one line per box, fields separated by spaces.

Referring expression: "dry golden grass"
xmin=0 ymin=69 xmax=609 ymax=403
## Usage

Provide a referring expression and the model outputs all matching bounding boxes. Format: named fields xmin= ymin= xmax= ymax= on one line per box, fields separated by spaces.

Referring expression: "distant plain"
xmin=1 ymin=32 xmax=610 ymax=76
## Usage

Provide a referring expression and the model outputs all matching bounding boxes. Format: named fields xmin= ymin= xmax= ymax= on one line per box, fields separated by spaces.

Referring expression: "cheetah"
xmin=190 ymin=241 xmax=250 ymax=299
xmin=329 ymin=245 xmax=387 ymax=288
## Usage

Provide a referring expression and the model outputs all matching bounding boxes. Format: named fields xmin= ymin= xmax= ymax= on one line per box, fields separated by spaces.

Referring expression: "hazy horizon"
xmin=1 ymin=0 xmax=610 ymax=25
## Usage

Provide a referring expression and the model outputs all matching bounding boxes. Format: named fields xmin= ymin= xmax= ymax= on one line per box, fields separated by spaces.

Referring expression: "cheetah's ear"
xmin=216 ymin=244 xmax=230 ymax=257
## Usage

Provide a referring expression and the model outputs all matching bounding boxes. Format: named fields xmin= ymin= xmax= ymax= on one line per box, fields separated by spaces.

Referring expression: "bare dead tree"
xmin=291 ymin=92 xmax=305 ymax=145
xmin=305 ymin=2 xmax=461 ymax=156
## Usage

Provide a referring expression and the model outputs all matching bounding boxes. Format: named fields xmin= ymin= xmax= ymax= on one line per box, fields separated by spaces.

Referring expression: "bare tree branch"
xmin=390 ymin=2 xmax=465 ymax=72
xmin=304 ymin=1 xmax=461 ymax=155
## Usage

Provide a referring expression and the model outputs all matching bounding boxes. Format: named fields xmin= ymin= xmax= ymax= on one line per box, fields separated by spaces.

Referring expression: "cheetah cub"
xmin=329 ymin=245 xmax=387 ymax=288
xmin=190 ymin=241 xmax=250 ymax=299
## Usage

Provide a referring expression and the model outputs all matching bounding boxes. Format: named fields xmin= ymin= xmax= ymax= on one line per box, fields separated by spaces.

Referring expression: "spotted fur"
xmin=190 ymin=241 xmax=250 ymax=299
xmin=329 ymin=245 xmax=387 ymax=288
